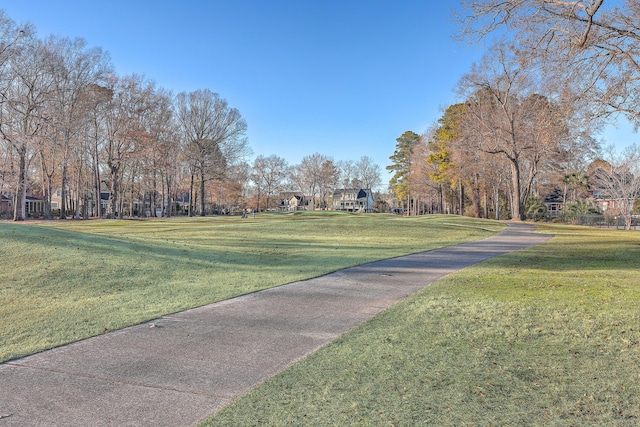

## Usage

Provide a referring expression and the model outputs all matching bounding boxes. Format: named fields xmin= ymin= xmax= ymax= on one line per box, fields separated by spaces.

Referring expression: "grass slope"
xmin=203 ymin=224 xmax=640 ymax=426
xmin=0 ymin=213 xmax=503 ymax=363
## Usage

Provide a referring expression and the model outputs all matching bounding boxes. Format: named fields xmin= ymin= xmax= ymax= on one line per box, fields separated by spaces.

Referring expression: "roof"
xmin=333 ymin=188 xmax=371 ymax=199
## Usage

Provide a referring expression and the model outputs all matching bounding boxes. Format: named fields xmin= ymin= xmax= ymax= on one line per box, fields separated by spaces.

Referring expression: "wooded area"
xmin=387 ymin=0 xmax=640 ymax=229
xmin=4 ymin=2 xmax=639 ymax=225
xmin=0 ymin=10 xmax=384 ymax=221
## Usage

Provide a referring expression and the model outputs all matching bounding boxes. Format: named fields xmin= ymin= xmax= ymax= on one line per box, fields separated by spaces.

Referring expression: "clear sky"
xmin=2 ymin=1 xmax=636 ymax=186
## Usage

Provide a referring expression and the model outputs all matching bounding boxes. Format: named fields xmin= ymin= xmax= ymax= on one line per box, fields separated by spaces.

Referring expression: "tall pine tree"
xmin=387 ymin=131 xmax=421 ymax=204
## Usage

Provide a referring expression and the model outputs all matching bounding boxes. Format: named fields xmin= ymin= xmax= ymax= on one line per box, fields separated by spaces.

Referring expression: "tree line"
xmin=0 ymin=11 xmax=383 ymax=221
xmin=387 ymin=0 xmax=640 ymax=229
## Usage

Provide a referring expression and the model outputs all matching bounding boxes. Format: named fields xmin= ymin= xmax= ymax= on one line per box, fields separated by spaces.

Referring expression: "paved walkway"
xmin=0 ymin=222 xmax=551 ymax=427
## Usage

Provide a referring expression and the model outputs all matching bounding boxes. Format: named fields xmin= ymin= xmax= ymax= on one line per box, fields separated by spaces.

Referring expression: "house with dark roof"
xmin=1 ymin=193 xmax=11 ymax=215
xmin=332 ymin=188 xmax=374 ymax=213
xmin=1 ymin=193 xmax=44 ymax=217
xmin=278 ymin=194 xmax=310 ymax=211
xmin=543 ymin=188 xmax=564 ymax=218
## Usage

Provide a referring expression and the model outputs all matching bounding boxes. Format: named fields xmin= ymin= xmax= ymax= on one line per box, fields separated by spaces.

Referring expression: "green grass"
xmin=0 ymin=212 xmax=503 ymax=363
xmin=202 ymin=224 xmax=640 ymax=426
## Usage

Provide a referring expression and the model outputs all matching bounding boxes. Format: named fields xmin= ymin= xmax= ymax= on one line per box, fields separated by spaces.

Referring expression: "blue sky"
xmin=2 ymin=1 xmax=636 ymax=185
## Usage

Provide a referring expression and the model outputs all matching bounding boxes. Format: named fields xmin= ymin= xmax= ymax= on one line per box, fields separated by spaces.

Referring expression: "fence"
xmin=554 ymin=214 xmax=640 ymax=230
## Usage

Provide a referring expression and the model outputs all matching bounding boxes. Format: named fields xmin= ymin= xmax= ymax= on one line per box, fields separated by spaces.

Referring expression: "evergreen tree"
xmin=387 ymin=131 xmax=421 ymax=203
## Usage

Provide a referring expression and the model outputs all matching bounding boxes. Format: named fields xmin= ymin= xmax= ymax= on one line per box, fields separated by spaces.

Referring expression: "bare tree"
xmin=45 ymin=36 xmax=111 ymax=219
xmin=458 ymin=44 xmax=569 ymax=219
xmin=176 ymin=89 xmax=248 ymax=216
xmin=354 ymin=156 xmax=382 ymax=191
xmin=103 ymin=75 xmax=154 ymax=218
xmin=292 ymin=153 xmax=337 ymax=210
xmin=131 ymin=86 xmax=176 ymax=217
xmin=151 ymin=89 xmax=179 ymax=217
xmin=84 ymin=83 xmax=113 ymax=217
xmin=318 ymin=158 xmax=338 ymax=209
xmin=0 ymin=16 xmax=32 ymax=219
xmin=459 ymin=0 xmax=640 ymax=129
xmin=591 ymin=144 xmax=640 ymax=230
xmin=336 ymin=159 xmax=356 ymax=188
xmin=0 ymin=33 xmax=52 ymax=221
xmin=251 ymin=154 xmax=288 ymax=211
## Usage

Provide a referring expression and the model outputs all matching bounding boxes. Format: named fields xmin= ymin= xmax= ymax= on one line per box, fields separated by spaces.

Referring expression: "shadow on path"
xmin=0 ymin=222 xmax=551 ymax=427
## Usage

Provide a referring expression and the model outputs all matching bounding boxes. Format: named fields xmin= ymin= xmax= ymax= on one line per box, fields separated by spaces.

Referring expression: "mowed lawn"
xmin=203 ymin=224 xmax=640 ymax=426
xmin=0 ymin=212 xmax=504 ymax=363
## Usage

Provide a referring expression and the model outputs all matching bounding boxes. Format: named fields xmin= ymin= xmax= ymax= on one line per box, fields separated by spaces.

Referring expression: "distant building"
xmin=543 ymin=188 xmax=564 ymax=218
xmin=277 ymin=193 xmax=311 ymax=211
xmin=0 ymin=192 xmax=44 ymax=217
xmin=1 ymin=193 xmax=11 ymax=215
xmin=332 ymin=188 xmax=374 ymax=213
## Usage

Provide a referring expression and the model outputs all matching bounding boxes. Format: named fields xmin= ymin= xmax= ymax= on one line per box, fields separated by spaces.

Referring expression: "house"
xmin=287 ymin=194 xmax=310 ymax=211
xmin=588 ymin=167 xmax=635 ymax=215
xmin=1 ymin=193 xmax=11 ymax=215
xmin=590 ymin=191 xmax=631 ymax=214
xmin=277 ymin=193 xmax=311 ymax=211
xmin=332 ymin=188 xmax=374 ymax=213
xmin=25 ymin=196 xmax=44 ymax=215
xmin=1 ymin=192 xmax=44 ymax=216
xmin=543 ymin=188 xmax=564 ymax=218
xmin=49 ymin=184 xmax=111 ymax=217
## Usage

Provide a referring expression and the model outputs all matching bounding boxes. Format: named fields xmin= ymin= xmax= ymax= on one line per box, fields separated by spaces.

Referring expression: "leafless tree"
xmin=0 ymin=34 xmax=53 ymax=221
xmin=459 ymin=0 xmax=640 ymax=129
xmin=354 ymin=156 xmax=382 ymax=191
xmin=176 ymin=89 xmax=248 ymax=216
xmin=318 ymin=158 xmax=338 ymax=209
xmin=130 ymin=86 xmax=177 ymax=217
xmin=458 ymin=44 xmax=569 ymax=219
xmin=292 ymin=153 xmax=337 ymax=210
xmin=84 ymin=83 xmax=113 ymax=217
xmin=45 ymin=36 xmax=111 ymax=218
xmin=0 ymin=15 xmax=31 ymax=217
xmin=251 ymin=154 xmax=288 ymax=211
xmin=103 ymin=74 xmax=155 ymax=218
xmin=591 ymin=143 xmax=640 ymax=230
xmin=336 ymin=159 xmax=357 ymax=188
xmin=151 ymin=89 xmax=179 ymax=217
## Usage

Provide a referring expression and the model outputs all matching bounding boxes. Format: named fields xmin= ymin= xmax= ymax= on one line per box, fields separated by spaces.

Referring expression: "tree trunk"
xmin=189 ymin=173 xmax=194 ymax=217
xmin=108 ymin=166 xmax=119 ymax=219
xmin=93 ymin=133 xmax=101 ymax=218
xmin=39 ymin=154 xmax=53 ymax=220
xmin=509 ymin=159 xmax=523 ymax=220
xmin=458 ymin=181 xmax=464 ymax=215
xmin=74 ymin=160 xmax=82 ymax=219
xmin=165 ymin=174 xmax=173 ymax=217
xmin=13 ymin=146 xmax=26 ymax=221
xmin=151 ymin=170 xmax=157 ymax=217
xmin=199 ymin=170 xmax=206 ymax=216
xmin=60 ymin=163 xmax=68 ymax=219
xmin=471 ymin=182 xmax=481 ymax=218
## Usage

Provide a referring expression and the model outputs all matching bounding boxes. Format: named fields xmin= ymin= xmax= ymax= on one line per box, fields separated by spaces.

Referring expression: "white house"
xmin=332 ymin=188 xmax=374 ymax=213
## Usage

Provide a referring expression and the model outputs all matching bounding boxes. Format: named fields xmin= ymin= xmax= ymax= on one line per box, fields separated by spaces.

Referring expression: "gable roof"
xmin=333 ymin=188 xmax=371 ymax=199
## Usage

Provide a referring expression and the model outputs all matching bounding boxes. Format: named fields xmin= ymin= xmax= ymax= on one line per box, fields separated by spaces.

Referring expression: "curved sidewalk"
xmin=0 ymin=222 xmax=551 ymax=427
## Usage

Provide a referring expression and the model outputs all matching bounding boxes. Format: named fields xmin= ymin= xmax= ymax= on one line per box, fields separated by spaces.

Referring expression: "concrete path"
xmin=0 ymin=222 xmax=551 ymax=427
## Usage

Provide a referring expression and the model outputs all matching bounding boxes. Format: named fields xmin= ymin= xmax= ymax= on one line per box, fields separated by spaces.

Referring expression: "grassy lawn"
xmin=203 ymin=224 xmax=640 ymax=426
xmin=0 ymin=212 xmax=503 ymax=363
